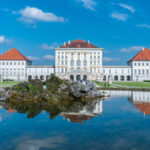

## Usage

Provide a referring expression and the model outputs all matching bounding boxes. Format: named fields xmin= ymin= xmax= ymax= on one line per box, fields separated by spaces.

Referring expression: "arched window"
xmin=83 ymin=60 xmax=87 ymax=66
xmin=77 ymin=67 xmax=81 ymax=73
xmin=120 ymin=76 xmax=125 ymax=81
xmin=83 ymin=67 xmax=87 ymax=73
xmin=127 ymin=76 xmax=131 ymax=81
xmin=77 ymin=60 xmax=81 ymax=66
xmin=70 ymin=67 xmax=74 ymax=73
xmin=83 ymin=75 xmax=87 ymax=81
xmin=70 ymin=75 xmax=74 ymax=81
xmin=70 ymin=60 xmax=74 ymax=66
xmin=114 ymin=76 xmax=118 ymax=81
xmin=103 ymin=75 xmax=106 ymax=81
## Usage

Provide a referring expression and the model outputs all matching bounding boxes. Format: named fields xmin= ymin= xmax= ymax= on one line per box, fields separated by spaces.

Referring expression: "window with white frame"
xmin=83 ymin=60 xmax=87 ymax=66
xmin=77 ymin=60 xmax=81 ymax=66
xmin=70 ymin=60 xmax=74 ymax=66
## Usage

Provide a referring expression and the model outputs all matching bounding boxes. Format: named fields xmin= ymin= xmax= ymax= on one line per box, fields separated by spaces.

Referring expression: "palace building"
xmin=0 ymin=40 xmax=150 ymax=82
xmin=0 ymin=48 xmax=54 ymax=81
xmin=55 ymin=40 xmax=103 ymax=81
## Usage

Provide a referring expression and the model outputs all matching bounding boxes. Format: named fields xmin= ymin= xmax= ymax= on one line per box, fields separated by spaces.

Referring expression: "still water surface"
xmin=1 ymin=90 xmax=150 ymax=150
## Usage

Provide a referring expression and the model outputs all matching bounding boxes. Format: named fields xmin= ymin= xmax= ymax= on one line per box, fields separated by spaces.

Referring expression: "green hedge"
xmin=144 ymin=80 xmax=150 ymax=82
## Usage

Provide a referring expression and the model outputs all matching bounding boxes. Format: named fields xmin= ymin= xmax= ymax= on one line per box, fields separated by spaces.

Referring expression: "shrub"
xmin=46 ymin=74 xmax=66 ymax=94
xmin=144 ymin=80 xmax=150 ymax=82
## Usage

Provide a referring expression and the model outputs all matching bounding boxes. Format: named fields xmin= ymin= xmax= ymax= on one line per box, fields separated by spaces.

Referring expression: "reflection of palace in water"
xmin=1 ymin=90 xmax=150 ymax=123
xmin=130 ymin=91 xmax=150 ymax=115
xmin=61 ymin=99 xmax=103 ymax=124
xmin=106 ymin=90 xmax=150 ymax=115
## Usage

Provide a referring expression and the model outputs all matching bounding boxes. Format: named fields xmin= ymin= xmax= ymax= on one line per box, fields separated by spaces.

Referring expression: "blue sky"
xmin=0 ymin=0 xmax=150 ymax=65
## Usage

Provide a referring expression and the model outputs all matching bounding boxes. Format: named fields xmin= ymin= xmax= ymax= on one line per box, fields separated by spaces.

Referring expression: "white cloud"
xmin=79 ymin=0 xmax=97 ymax=11
xmin=119 ymin=3 xmax=135 ymax=13
xmin=103 ymin=57 xmax=120 ymax=62
xmin=111 ymin=12 xmax=129 ymax=21
xmin=0 ymin=35 xmax=12 ymax=44
xmin=27 ymin=56 xmax=40 ymax=61
xmin=43 ymin=55 xmax=55 ymax=60
xmin=17 ymin=6 xmax=65 ymax=24
xmin=104 ymin=50 xmax=110 ymax=54
xmin=136 ymin=24 xmax=150 ymax=29
xmin=41 ymin=43 xmax=58 ymax=50
xmin=26 ymin=55 xmax=55 ymax=61
xmin=120 ymin=46 xmax=143 ymax=53
xmin=0 ymin=36 xmax=6 ymax=43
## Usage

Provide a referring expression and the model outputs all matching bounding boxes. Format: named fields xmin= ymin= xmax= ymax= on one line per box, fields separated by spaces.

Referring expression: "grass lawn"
xmin=95 ymin=81 xmax=114 ymax=88
xmin=0 ymin=81 xmax=21 ymax=87
xmin=113 ymin=82 xmax=150 ymax=88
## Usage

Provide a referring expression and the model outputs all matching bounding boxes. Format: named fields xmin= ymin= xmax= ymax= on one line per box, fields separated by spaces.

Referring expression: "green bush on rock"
xmin=45 ymin=74 xmax=66 ymax=94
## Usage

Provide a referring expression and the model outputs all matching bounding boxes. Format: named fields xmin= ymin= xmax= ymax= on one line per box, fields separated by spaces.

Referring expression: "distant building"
xmin=0 ymin=48 xmax=31 ymax=81
xmin=0 ymin=40 xmax=150 ymax=82
xmin=103 ymin=48 xmax=150 ymax=82
xmin=127 ymin=48 xmax=150 ymax=81
xmin=0 ymin=48 xmax=54 ymax=81
xmin=27 ymin=65 xmax=54 ymax=81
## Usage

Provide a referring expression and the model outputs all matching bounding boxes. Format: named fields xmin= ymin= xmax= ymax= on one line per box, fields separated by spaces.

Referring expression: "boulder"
xmin=69 ymin=80 xmax=101 ymax=99
xmin=58 ymin=84 xmax=68 ymax=92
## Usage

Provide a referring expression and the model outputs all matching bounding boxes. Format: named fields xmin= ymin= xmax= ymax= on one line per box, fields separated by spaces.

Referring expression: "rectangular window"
xmin=147 ymin=69 xmax=149 ymax=74
xmin=128 ymin=69 xmax=130 ymax=74
xmin=138 ymin=69 xmax=141 ymax=74
xmin=90 ymin=68 xmax=92 ymax=73
xmin=109 ymin=69 xmax=111 ymax=74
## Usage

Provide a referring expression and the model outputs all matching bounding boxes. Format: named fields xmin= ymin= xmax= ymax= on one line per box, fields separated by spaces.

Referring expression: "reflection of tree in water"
xmin=0 ymin=98 xmax=103 ymax=123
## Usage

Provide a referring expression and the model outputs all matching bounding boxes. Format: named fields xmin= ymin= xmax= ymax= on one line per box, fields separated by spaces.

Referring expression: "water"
xmin=1 ymin=91 xmax=150 ymax=150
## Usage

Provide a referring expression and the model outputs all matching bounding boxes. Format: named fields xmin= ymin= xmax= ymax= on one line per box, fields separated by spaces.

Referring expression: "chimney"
xmin=143 ymin=47 xmax=145 ymax=51
xmin=68 ymin=40 xmax=71 ymax=44
xmin=88 ymin=40 xmax=90 ymax=44
xmin=64 ymin=42 xmax=66 ymax=46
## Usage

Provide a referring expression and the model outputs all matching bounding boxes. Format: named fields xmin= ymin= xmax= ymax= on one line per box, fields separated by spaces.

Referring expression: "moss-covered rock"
xmin=45 ymin=74 xmax=66 ymax=94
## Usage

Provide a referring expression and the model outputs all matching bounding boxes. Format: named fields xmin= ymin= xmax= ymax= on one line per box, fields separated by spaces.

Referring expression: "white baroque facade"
xmin=0 ymin=41 xmax=150 ymax=82
xmin=55 ymin=40 xmax=103 ymax=81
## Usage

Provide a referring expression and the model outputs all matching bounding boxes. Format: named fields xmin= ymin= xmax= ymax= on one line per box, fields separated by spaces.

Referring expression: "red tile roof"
xmin=63 ymin=114 xmax=96 ymax=124
xmin=128 ymin=48 xmax=150 ymax=63
xmin=134 ymin=103 xmax=150 ymax=115
xmin=59 ymin=40 xmax=98 ymax=48
xmin=0 ymin=48 xmax=31 ymax=62
xmin=8 ymin=108 xmax=16 ymax=113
